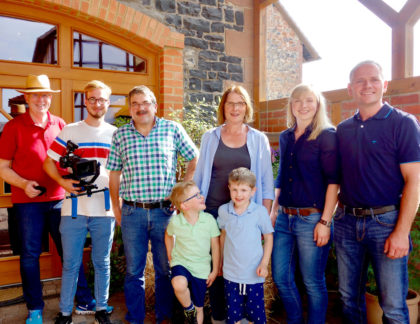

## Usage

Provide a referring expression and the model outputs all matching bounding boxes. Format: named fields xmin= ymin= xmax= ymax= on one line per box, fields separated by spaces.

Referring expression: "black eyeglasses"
xmin=87 ymin=97 xmax=109 ymax=105
xmin=183 ymin=191 xmax=202 ymax=203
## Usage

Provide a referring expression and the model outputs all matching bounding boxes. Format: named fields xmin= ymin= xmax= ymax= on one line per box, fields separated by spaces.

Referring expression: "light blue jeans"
xmin=121 ymin=203 xmax=174 ymax=324
xmin=59 ymin=215 xmax=115 ymax=314
xmin=334 ymin=207 xmax=410 ymax=324
xmin=272 ymin=210 xmax=331 ymax=324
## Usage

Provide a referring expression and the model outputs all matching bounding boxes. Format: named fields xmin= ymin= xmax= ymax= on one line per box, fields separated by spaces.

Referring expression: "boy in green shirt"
xmin=165 ymin=180 xmax=221 ymax=324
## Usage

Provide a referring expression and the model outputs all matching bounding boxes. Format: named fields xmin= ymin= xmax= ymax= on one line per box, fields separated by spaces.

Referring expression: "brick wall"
xmin=261 ymin=75 xmax=420 ymax=148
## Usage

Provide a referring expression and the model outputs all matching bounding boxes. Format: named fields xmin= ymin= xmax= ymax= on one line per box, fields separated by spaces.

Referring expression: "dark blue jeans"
xmin=272 ymin=210 xmax=331 ymax=324
xmin=14 ymin=201 xmax=93 ymax=311
xmin=334 ymin=207 xmax=410 ymax=324
xmin=121 ymin=203 xmax=174 ymax=324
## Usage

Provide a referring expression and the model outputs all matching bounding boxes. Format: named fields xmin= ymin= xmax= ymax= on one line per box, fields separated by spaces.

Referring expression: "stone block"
xmin=204 ymin=34 xmax=224 ymax=42
xmin=211 ymin=22 xmax=224 ymax=33
xmin=199 ymin=0 xmax=216 ymax=5
xmin=183 ymin=17 xmax=211 ymax=33
xmin=203 ymin=80 xmax=223 ymax=92
xmin=199 ymin=50 xmax=219 ymax=61
xmin=218 ymin=71 xmax=230 ymax=80
xmin=219 ymin=55 xmax=241 ymax=64
xmin=156 ymin=0 xmax=176 ymax=13
xmin=165 ymin=14 xmax=182 ymax=28
xmin=210 ymin=42 xmax=224 ymax=52
xmin=202 ymin=6 xmax=222 ymax=21
xmin=231 ymin=73 xmax=243 ymax=82
xmin=177 ymin=2 xmax=201 ymax=15
xmin=235 ymin=11 xmax=244 ymax=26
xmin=189 ymin=69 xmax=206 ymax=78
xmin=208 ymin=71 xmax=217 ymax=79
xmin=189 ymin=78 xmax=201 ymax=90
xmin=198 ymin=58 xmax=212 ymax=70
xmin=185 ymin=37 xmax=208 ymax=49
xmin=211 ymin=62 xmax=227 ymax=72
xmin=228 ymin=63 xmax=242 ymax=73
xmin=224 ymin=8 xmax=234 ymax=22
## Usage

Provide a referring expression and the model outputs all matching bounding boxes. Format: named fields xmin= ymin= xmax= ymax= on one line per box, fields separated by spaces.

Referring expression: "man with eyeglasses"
xmin=44 ymin=80 xmax=116 ymax=324
xmin=0 ymin=75 xmax=95 ymax=324
xmin=106 ymin=85 xmax=198 ymax=324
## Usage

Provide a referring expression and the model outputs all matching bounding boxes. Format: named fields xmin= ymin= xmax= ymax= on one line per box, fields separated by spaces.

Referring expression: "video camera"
xmin=59 ymin=140 xmax=100 ymax=196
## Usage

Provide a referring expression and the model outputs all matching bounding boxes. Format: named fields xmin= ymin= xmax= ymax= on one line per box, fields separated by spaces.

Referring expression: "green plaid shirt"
xmin=106 ymin=117 xmax=198 ymax=202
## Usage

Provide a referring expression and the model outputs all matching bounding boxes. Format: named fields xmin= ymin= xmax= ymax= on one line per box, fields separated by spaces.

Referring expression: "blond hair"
xmin=84 ymin=80 xmax=111 ymax=98
xmin=169 ymin=180 xmax=197 ymax=211
xmin=287 ymin=84 xmax=334 ymax=140
xmin=217 ymin=85 xmax=253 ymax=125
xmin=228 ymin=167 xmax=256 ymax=188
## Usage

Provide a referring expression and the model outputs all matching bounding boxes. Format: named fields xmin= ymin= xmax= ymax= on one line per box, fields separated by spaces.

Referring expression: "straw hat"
xmin=16 ymin=74 xmax=60 ymax=93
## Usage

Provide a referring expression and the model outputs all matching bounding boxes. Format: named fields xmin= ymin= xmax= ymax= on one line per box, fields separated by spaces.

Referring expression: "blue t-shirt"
xmin=337 ymin=103 xmax=420 ymax=207
xmin=217 ymin=201 xmax=274 ymax=284
xmin=274 ymin=126 xmax=339 ymax=209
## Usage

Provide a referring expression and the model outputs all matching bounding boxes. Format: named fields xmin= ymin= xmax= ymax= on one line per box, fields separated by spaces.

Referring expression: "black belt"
xmin=338 ymin=202 xmax=398 ymax=217
xmin=282 ymin=207 xmax=321 ymax=216
xmin=123 ymin=199 xmax=171 ymax=209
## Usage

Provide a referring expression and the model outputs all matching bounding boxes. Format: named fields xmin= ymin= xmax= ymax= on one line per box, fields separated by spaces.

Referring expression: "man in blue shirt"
xmin=335 ymin=60 xmax=420 ymax=324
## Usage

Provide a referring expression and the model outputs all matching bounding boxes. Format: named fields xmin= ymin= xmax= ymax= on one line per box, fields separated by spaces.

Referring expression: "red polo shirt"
xmin=0 ymin=111 xmax=66 ymax=203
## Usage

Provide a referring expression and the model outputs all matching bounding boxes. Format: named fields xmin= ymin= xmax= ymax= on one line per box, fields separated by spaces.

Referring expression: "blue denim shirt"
xmin=194 ymin=125 xmax=274 ymax=205
xmin=275 ymin=126 xmax=339 ymax=209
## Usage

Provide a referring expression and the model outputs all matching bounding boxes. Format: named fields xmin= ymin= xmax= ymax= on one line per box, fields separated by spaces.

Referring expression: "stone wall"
xmin=265 ymin=4 xmax=302 ymax=100
xmin=120 ymin=0 xmax=247 ymax=104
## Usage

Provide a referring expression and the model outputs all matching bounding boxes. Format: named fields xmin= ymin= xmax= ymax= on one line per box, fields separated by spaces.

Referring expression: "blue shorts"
xmin=171 ymin=265 xmax=207 ymax=307
xmin=224 ymin=279 xmax=266 ymax=324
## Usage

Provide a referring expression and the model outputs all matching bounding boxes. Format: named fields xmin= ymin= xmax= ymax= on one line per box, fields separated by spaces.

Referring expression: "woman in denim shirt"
xmin=270 ymin=84 xmax=339 ymax=324
xmin=194 ymin=85 xmax=274 ymax=322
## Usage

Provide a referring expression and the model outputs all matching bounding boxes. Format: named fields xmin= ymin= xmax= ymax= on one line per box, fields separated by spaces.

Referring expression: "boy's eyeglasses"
xmin=183 ymin=192 xmax=202 ymax=203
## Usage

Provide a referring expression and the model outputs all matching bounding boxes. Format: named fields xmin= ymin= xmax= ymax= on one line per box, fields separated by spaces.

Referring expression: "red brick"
xmin=163 ymin=48 xmax=182 ymax=57
xmin=400 ymin=105 xmax=420 ymax=115
xmin=164 ymin=64 xmax=182 ymax=72
xmin=341 ymin=101 xmax=358 ymax=111
xmin=390 ymin=94 xmax=419 ymax=106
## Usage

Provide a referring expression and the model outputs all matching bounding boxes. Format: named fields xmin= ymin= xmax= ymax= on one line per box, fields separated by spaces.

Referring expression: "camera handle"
xmin=68 ymin=187 xmax=110 ymax=219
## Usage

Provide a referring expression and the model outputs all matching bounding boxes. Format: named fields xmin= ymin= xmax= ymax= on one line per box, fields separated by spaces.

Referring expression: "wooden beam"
xmin=400 ymin=0 xmax=420 ymax=25
xmin=358 ymin=0 xmax=420 ymax=79
xmin=358 ymin=0 xmax=397 ymax=27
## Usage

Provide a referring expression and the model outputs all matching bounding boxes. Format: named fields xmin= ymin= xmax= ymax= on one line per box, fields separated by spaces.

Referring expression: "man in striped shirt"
xmin=44 ymin=80 xmax=116 ymax=324
xmin=106 ymin=85 xmax=198 ymax=324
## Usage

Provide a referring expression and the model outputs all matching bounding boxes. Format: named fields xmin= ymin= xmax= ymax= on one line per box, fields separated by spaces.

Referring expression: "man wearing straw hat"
xmin=0 ymin=75 xmax=94 ymax=324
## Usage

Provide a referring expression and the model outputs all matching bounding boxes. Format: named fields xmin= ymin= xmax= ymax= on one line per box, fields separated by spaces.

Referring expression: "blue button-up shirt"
xmin=337 ymin=103 xmax=420 ymax=207
xmin=275 ymin=126 xmax=339 ymax=209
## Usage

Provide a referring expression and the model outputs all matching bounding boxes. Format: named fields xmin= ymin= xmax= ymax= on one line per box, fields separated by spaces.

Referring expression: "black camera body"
xmin=59 ymin=140 xmax=100 ymax=195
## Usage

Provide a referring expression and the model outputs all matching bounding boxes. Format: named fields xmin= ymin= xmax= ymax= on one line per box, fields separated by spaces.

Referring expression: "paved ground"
xmin=0 ymin=291 xmax=346 ymax=324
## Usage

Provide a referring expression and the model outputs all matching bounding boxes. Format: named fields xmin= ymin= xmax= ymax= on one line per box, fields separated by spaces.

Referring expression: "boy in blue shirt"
xmin=165 ymin=180 xmax=220 ymax=324
xmin=218 ymin=167 xmax=274 ymax=324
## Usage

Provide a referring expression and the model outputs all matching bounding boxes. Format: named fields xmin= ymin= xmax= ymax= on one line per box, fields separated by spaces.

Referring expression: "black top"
xmin=206 ymin=138 xmax=251 ymax=209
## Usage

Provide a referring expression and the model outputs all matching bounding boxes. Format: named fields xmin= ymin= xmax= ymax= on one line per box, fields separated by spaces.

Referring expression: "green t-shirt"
xmin=166 ymin=211 xmax=220 ymax=279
